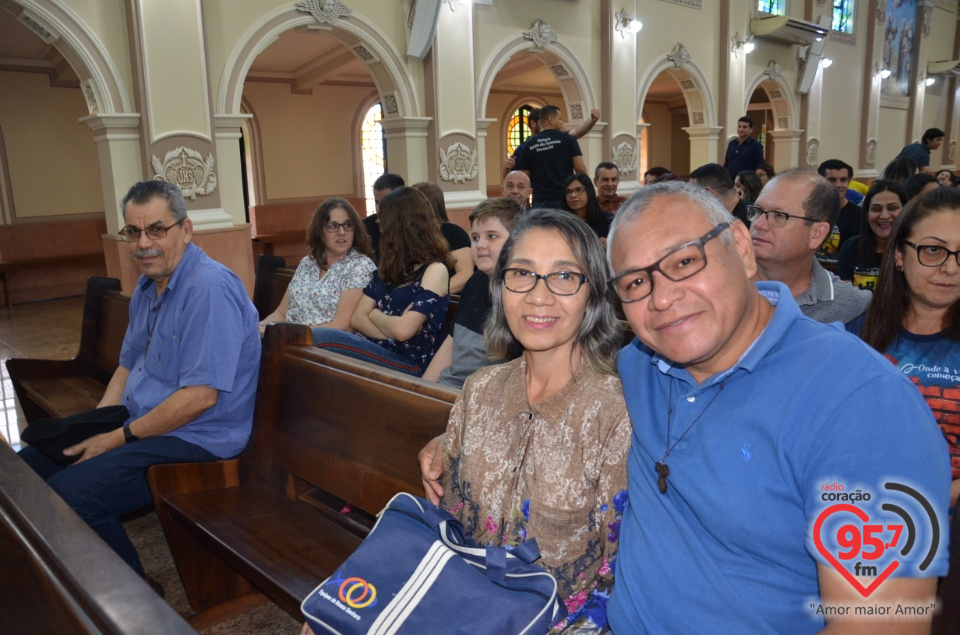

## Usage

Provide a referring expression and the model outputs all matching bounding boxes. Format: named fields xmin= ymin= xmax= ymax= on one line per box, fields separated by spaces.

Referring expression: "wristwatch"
xmin=123 ymin=425 xmax=140 ymax=444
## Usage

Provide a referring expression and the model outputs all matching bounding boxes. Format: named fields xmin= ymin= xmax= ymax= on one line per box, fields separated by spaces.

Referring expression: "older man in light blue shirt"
xmin=19 ymin=180 xmax=259 ymax=578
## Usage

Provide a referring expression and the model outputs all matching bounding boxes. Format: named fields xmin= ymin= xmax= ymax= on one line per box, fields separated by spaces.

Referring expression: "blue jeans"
xmin=313 ymin=329 xmax=424 ymax=376
xmin=18 ymin=436 xmax=217 ymax=577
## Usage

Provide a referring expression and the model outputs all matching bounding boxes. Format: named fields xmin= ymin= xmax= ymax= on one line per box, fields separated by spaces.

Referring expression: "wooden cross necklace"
xmin=656 ymin=381 xmax=726 ymax=494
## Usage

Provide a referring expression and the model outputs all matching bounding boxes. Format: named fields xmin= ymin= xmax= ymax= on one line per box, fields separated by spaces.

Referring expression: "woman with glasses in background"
xmin=259 ymin=197 xmax=376 ymax=338
xmin=836 ymin=180 xmax=907 ymax=290
xmin=440 ymin=209 xmax=630 ymax=632
xmin=560 ymin=173 xmax=612 ymax=245
xmin=847 ymin=187 xmax=960 ymax=506
xmin=313 ymin=187 xmax=454 ymax=376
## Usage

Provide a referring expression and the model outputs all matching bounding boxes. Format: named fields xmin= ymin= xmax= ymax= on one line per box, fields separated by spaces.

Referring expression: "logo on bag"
xmin=808 ymin=480 xmax=941 ymax=616
xmin=318 ymin=569 xmax=378 ymax=620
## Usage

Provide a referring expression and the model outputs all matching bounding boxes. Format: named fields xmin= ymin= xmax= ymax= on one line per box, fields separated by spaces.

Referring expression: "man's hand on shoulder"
xmin=64 ymin=428 xmax=125 ymax=464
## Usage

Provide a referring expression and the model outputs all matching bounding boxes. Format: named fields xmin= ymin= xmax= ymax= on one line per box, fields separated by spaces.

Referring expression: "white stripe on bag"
xmin=369 ymin=541 xmax=453 ymax=635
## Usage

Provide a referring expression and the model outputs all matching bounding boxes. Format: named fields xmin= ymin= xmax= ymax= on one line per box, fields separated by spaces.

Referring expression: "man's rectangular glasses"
xmin=117 ymin=220 xmax=183 ymax=242
xmin=607 ymin=222 xmax=730 ymax=303
xmin=745 ymin=204 xmax=817 ymax=227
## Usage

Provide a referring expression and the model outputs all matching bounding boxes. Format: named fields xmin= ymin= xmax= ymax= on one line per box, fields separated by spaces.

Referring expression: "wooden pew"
xmin=252 ymin=254 xmax=295 ymax=321
xmin=7 ymin=277 xmax=129 ymax=422
xmin=0 ymin=439 xmax=195 ymax=634
xmin=147 ymin=323 xmax=459 ymax=629
xmin=0 ymin=252 xmax=105 ymax=309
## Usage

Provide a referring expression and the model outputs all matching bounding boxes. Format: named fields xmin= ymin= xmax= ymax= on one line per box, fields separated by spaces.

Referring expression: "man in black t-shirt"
xmin=816 ymin=159 xmax=861 ymax=261
xmin=362 ymin=172 xmax=404 ymax=262
xmin=514 ymin=105 xmax=587 ymax=208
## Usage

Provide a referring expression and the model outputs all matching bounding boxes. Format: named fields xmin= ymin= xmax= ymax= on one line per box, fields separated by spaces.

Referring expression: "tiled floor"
xmin=0 ymin=295 xmax=84 ymax=449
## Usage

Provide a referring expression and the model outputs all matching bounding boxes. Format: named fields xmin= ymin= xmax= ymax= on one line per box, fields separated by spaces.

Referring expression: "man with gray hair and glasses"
xmin=18 ymin=180 xmax=260 ymax=588
xmin=604 ymin=181 xmax=949 ymax=633
xmin=748 ymin=169 xmax=870 ymax=324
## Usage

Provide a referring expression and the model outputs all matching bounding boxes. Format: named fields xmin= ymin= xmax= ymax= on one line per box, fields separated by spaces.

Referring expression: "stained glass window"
xmin=832 ymin=0 xmax=854 ymax=34
xmin=361 ymin=103 xmax=385 ymax=214
xmin=757 ymin=0 xmax=785 ymax=15
xmin=507 ymin=105 xmax=534 ymax=156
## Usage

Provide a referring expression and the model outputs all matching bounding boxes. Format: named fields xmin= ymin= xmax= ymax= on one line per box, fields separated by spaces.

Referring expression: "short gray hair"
xmin=765 ymin=169 xmax=839 ymax=227
xmin=120 ymin=180 xmax=188 ymax=222
xmin=485 ymin=208 xmax=621 ymax=374
xmin=608 ymin=181 xmax=735 ymax=270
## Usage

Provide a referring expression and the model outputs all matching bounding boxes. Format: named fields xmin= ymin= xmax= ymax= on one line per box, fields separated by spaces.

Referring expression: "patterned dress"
xmin=285 ymin=248 xmax=376 ymax=326
xmin=441 ymin=355 xmax=631 ymax=633
xmin=361 ymin=265 xmax=449 ymax=371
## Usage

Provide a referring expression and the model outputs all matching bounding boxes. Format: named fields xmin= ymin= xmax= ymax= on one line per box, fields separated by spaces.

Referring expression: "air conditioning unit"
xmin=407 ymin=0 xmax=442 ymax=60
xmin=750 ymin=15 xmax=829 ymax=47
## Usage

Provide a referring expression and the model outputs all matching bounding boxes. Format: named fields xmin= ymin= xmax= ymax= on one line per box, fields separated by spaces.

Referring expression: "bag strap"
xmin=509 ymin=538 xmax=542 ymax=564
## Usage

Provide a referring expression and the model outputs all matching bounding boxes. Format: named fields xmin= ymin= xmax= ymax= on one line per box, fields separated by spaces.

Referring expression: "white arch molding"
xmin=636 ymin=55 xmax=717 ymax=129
xmin=743 ymin=70 xmax=798 ymax=132
xmin=5 ymin=0 xmax=131 ymax=114
xmin=476 ymin=36 xmax=597 ymax=123
xmin=218 ymin=7 xmax=420 ymax=118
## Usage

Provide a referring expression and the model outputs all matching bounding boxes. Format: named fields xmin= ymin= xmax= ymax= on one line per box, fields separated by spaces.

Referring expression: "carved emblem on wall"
xmin=950 ymin=140 xmax=957 ymax=162
xmin=691 ymin=111 xmax=704 ymax=125
xmin=679 ymin=79 xmax=695 ymax=90
xmin=777 ymin=117 xmax=788 ymax=129
xmin=865 ymin=139 xmax=877 ymax=167
xmin=613 ymin=142 xmax=638 ymax=175
xmin=382 ymin=94 xmax=398 ymax=115
xmin=570 ymin=104 xmax=583 ymax=120
xmin=877 ymin=2 xmax=885 ymax=23
xmin=763 ymin=60 xmax=782 ymax=81
xmin=805 ymin=138 xmax=820 ymax=167
xmin=439 ymin=142 xmax=479 ymax=184
xmin=523 ymin=19 xmax=558 ymax=48
xmin=551 ymin=64 xmax=569 ymax=77
xmin=296 ymin=0 xmax=352 ymax=25
xmin=768 ymin=89 xmax=783 ymax=99
xmin=151 ymin=147 xmax=217 ymax=200
xmin=352 ymin=45 xmax=374 ymax=61
xmin=667 ymin=43 xmax=691 ymax=68
xmin=441 ymin=0 xmax=464 ymax=11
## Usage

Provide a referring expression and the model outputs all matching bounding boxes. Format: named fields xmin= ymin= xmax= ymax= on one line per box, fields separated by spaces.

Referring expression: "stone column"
xmin=765 ymin=130 xmax=803 ymax=174
xmin=113 ymin=0 xmax=248 ymax=294
xmin=682 ymin=126 xmax=724 ymax=173
xmin=426 ymin=2 xmax=484 ymax=215
xmin=380 ymin=116 xmax=433 ymax=186
xmin=601 ymin=1 xmax=641 ymax=193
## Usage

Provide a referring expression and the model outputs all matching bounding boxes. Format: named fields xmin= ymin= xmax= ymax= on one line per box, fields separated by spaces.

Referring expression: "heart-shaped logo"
xmin=813 ymin=503 xmax=899 ymax=597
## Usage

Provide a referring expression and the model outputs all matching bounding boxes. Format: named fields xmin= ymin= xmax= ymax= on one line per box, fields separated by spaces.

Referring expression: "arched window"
xmin=361 ymin=103 xmax=385 ymax=213
xmin=506 ymin=105 xmax=535 ymax=156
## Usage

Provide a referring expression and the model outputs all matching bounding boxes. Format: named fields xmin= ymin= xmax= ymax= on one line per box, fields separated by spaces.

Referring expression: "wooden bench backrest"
xmin=252 ymin=255 xmax=295 ymax=321
xmin=76 ymin=277 xmax=129 ymax=381
xmin=0 ymin=442 xmax=194 ymax=634
xmin=248 ymin=325 xmax=459 ymax=516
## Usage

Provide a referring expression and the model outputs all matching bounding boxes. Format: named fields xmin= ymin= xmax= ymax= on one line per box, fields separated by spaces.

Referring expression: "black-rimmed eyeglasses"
xmin=607 ymin=223 xmax=730 ymax=303
xmin=502 ymin=268 xmax=588 ymax=296
xmin=902 ymin=241 xmax=960 ymax=268
xmin=324 ymin=221 xmax=355 ymax=233
xmin=745 ymin=204 xmax=818 ymax=227
xmin=117 ymin=220 xmax=183 ymax=242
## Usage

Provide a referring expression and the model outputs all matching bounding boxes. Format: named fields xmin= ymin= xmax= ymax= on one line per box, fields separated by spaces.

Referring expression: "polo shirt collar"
xmin=502 ymin=353 xmax=595 ymax=425
xmin=793 ymin=259 xmax=834 ymax=307
xmin=651 ymin=280 xmax=801 ymax=384
xmin=138 ymin=241 xmax=200 ymax=295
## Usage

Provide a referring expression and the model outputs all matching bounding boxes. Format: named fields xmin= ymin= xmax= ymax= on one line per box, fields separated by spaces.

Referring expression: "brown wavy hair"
xmin=377 ymin=187 xmax=454 ymax=286
xmin=307 ymin=198 xmax=374 ymax=268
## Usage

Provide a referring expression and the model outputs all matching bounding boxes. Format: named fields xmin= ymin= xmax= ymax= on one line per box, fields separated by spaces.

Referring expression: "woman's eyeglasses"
xmin=324 ymin=221 xmax=355 ymax=233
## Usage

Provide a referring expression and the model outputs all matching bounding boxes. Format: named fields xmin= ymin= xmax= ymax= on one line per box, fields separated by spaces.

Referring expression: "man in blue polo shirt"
xmin=723 ymin=115 xmax=765 ymax=180
xmin=605 ymin=181 xmax=949 ymax=633
xmin=18 ymin=180 xmax=260 ymax=580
